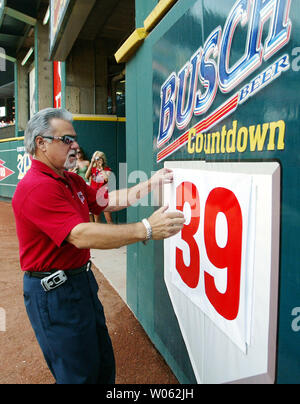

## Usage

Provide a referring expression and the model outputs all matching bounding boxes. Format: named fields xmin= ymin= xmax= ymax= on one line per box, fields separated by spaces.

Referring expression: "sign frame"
xmin=164 ymin=160 xmax=280 ymax=384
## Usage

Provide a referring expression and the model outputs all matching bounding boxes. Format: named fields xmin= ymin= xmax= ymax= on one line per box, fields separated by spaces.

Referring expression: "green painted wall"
xmin=127 ymin=0 xmax=300 ymax=384
xmin=73 ymin=119 xmax=127 ymax=223
xmin=135 ymin=0 xmax=158 ymax=26
xmin=126 ymin=0 xmax=197 ymax=384
xmin=0 ymin=139 xmax=28 ymax=199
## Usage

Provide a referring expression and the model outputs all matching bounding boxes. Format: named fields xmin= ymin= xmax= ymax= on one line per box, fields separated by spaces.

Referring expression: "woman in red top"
xmin=86 ymin=151 xmax=114 ymax=223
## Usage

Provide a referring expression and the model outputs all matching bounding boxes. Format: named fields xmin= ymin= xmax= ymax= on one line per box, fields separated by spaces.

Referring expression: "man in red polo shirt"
xmin=12 ymin=108 xmax=184 ymax=384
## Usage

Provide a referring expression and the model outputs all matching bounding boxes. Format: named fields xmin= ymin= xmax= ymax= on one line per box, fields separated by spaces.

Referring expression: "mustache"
xmin=67 ymin=150 xmax=76 ymax=159
xmin=64 ymin=150 xmax=77 ymax=169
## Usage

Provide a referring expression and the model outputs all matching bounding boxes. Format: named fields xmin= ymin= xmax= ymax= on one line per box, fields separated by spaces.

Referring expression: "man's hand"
xmin=106 ymin=168 xmax=175 ymax=212
xmin=150 ymin=168 xmax=174 ymax=189
xmin=147 ymin=205 xmax=185 ymax=240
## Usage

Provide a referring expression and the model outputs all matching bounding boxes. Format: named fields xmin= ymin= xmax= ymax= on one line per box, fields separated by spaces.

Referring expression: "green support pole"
xmin=34 ymin=24 xmax=39 ymax=113
xmin=14 ymin=61 xmax=18 ymax=137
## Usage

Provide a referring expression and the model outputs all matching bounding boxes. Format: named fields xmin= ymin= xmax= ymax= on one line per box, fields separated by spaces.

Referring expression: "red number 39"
xmin=176 ymin=182 xmax=243 ymax=321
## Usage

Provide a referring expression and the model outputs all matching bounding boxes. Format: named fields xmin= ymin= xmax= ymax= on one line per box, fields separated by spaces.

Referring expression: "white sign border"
xmin=164 ymin=161 xmax=280 ymax=384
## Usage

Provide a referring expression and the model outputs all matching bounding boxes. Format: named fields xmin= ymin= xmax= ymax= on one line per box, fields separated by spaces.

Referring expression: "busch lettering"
xmin=157 ymin=0 xmax=291 ymax=148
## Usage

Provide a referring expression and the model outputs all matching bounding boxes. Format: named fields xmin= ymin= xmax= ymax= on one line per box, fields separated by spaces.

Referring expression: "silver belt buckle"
xmin=41 ymin=270 xmax=67 ymax=292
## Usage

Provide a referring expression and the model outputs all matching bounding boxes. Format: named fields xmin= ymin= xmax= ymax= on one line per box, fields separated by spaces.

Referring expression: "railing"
xmin=0 ymin=125 xmax=15 ymax=140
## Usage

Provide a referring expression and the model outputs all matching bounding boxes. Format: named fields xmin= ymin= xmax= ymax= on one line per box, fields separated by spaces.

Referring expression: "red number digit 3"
xmin=204 ymin=187 xmax=243 ymax=320
xmin=176 ymin=182 xmax=200 ymax=288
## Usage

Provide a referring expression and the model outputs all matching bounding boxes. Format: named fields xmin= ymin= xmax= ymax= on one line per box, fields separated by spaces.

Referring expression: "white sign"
xmin=164 ymin=161 xmax=280 ymax=384
xmin=0 ymin=106 xmax=6 ymax=117
xmin=166 ymin=168 xmax=255 ymax=353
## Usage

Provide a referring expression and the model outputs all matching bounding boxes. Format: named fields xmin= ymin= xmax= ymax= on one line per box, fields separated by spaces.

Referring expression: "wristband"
xmin=142 ymin=218 xmax=152 ymax=244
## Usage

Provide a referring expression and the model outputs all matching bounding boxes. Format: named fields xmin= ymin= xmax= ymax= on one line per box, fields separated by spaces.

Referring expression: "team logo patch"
xmin=77 ymin=191 xmax=85 ymax=204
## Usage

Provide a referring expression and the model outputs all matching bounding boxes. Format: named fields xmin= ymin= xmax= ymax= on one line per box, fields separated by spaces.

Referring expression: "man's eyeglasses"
xmin=42 ymin=135 xmax=77 ymax=145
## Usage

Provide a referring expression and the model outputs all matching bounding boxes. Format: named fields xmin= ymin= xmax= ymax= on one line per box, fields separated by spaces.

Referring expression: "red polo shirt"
xmin=12 ymin=159 xmax=105 ymax=272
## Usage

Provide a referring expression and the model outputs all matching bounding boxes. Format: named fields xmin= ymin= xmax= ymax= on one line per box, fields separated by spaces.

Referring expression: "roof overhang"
xmin=49 ymin=0 xmax=96 ymax=61
xmin=0 ymin=0 xmax=41 ymax=64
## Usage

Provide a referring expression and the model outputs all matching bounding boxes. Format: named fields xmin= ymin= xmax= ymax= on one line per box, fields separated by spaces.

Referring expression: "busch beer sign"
xmin=154 ymin=0 xmax=291 ymax=384
xmin=156 ymin=0 xmax=291 ymax=163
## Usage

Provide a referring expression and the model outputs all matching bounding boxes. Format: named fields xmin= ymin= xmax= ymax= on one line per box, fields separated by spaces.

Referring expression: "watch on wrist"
xmin=142 ymin=218 xmax=152 ymax=245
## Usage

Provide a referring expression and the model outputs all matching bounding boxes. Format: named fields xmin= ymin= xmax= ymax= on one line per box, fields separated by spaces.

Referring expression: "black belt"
xmin=25 ymin=261 xmax=91 ymax=279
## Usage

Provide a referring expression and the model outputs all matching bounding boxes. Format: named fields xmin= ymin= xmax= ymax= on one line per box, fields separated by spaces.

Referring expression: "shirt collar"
xmin=31 ymin=159 xmax=68 ymax=182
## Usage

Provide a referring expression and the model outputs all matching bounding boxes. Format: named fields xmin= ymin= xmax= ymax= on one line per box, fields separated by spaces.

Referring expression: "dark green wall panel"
xmin=73 ymin=119 xmax=127 ymax=223
xmin=0 ymin=140 xmax=27 ymax=199
xmin=126 ymin=0 xmax=197 ymax=384
xmin=127 ymin=0 xmax=300 ymax=384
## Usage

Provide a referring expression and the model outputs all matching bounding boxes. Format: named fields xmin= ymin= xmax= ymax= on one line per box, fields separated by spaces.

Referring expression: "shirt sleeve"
xmin=74 ymin=174 xmax=108 ymax=214
xmin=21 ymin=182 xmax=85 ymax=247
xmin=85 ymin=183 xmax=108 ymax=213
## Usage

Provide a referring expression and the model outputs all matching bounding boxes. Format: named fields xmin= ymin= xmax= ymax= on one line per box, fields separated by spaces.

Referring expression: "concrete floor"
xmin=91 ymin=246 xmax=127 ymax=302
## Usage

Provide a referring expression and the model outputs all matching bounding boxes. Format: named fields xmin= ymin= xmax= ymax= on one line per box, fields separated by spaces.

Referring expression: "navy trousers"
xmin=23 ymin=268 xmax=115 ymax=384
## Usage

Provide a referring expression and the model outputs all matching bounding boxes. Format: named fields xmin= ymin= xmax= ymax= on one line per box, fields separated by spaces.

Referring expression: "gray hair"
xmin=24 ymin=108 xmax=73 ymax=155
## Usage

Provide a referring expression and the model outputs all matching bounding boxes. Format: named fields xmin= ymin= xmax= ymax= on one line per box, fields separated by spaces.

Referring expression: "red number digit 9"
xmin=204 ymin=187 xmax=243 ymax=320
xmin=176 ymin=182 xmax=200 ymax=288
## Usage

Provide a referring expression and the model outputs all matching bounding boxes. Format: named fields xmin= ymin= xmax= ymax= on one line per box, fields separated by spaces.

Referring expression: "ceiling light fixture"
xmin=43 ymin=6 xmax=50 ymax=25
xmin=21 ymin=47 xmax=34 ymax=66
